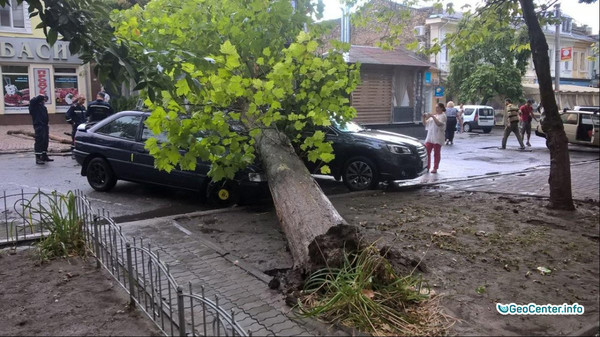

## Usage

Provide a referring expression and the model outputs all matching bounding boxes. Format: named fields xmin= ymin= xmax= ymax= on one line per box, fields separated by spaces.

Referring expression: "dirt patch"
xmin=177 ymin=189 xmax=599 ymax=336
xmin=0 ymin=248 xmax=161 ymax=336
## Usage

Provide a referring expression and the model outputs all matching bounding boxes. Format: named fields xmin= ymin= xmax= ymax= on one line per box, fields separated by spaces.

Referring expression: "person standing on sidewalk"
xmin=445 ymin=101 xmax=458 ymax=145
xmin=457 ymin=103 xmax=464 ymax=133
xmin=519 ymin=99 xmax=538 ymax=147
xmin=500 ymin=98 xmax=526 ymax=150
xmin=28 ymin=95 xmax=53 ymax=165
xmin=65 ymin=97 xmax=87 ymax=144
xmin=423 ymin=103 xmax=447 ymax=173
xmin=86 ymin=92 xmax=114 ymax=122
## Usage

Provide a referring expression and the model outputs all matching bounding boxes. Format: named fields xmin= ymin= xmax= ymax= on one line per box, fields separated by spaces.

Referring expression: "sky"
xmin=320 ymin=0 xmax=600 ymax=33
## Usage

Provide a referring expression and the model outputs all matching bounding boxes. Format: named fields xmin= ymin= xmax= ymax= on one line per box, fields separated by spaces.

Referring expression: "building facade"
xmin=1 ymin=1 xmax=92 ymax=125
xmin=348 ymin=45 xmax=431 ymax=124
xmin=523 ymin=18 xmax=598 ymax=87
xmin=422 ymin=10 xmax=599 ymax=108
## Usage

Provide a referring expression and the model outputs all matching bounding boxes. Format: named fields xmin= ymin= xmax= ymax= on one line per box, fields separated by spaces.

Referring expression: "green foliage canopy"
xmin=446 ymin=13 xmax=531 ymax=104
xmin=112 ymin=0 xmax=360 ymax=180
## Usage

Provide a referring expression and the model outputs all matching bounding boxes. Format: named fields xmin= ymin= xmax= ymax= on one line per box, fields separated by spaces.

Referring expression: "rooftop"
xmin=348 ymin=45 xmax=432 ymax=68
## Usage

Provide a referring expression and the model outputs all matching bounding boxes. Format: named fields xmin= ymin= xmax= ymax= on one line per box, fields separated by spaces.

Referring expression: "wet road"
xmin=0 ymin=129 xmax=597 ymax=220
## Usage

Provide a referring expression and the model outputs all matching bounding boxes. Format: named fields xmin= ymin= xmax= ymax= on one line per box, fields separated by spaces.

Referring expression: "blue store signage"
xmin=434 ymin=86 xmax=445 ymax=97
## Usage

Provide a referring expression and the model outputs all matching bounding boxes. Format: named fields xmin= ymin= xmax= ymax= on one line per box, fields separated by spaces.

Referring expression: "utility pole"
xmin=554 ymin=4 xmax=561 ymax=102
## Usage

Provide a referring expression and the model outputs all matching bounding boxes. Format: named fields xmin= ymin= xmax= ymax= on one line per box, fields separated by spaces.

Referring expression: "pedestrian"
xmin=519 ymin=99 xmax=538 ymax=147
xmin=444 ymin=101 xmax=458 ymax=144
xmin=28 ymin=95 xmax=53 ymax=165
xmin=457 ymin=103 xmax=464 ymax=133
xmin=86 ymin=92 xmax=114 ymax=122
xmin=65 ymin=96 xmax=87 ymax=144
xmin=500 ymin=98 xmax=526 ymax=150
xmin=422 ymin=103 xmax=447 ymax=173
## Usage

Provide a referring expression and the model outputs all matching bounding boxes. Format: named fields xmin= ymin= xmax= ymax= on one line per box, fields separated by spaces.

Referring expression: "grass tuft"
xmin=25 ymin=191 xmax=86 ymax=261
xmin=298 ymin=244 xmax=452 ymax=336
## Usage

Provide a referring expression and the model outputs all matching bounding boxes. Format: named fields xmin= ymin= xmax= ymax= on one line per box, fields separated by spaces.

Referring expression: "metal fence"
xmin=1 ymin=189 xmax=249 ymax=337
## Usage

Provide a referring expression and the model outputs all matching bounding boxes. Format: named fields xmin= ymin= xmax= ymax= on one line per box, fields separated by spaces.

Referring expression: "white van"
xmin=460 ymin=105 xmax=495 ymax=133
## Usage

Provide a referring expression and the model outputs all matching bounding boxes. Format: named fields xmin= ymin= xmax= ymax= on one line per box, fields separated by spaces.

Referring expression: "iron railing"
xmin=1 ymin=189 xmax=250 ymax=337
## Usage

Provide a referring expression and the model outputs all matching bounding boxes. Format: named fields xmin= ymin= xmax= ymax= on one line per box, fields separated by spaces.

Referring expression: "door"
xmin=93 ymin=115 xmax=143 ymax=180
xmin=136 ymin=121 xmax=209 ymax=190
xmin=477 ymin=108 xmax=495 ymax=127
xmin=560 ymin=112 xmax=579 ymax=143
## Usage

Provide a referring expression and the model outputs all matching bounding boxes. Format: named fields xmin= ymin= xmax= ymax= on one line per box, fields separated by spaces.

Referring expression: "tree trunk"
xmin=255 ymin=128 xmax=359 ymax=272
xmin=7 ymin=129 xmax=72 ymax=144
xmin=518 ymin=0 xmax=575 ymax=210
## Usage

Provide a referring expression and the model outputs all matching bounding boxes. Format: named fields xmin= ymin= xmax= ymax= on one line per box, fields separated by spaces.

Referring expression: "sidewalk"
xmin=440 ymin=160 xmax=599 ymax=202
xmin=0 ymin=124 xmax=72 ymax=154
xmin=118 ymin=212 xmax=346 ymax=337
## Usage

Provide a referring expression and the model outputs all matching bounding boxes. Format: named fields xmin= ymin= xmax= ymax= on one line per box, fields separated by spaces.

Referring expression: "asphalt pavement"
xmin=0 ymin=125 xmax=598 ymax=220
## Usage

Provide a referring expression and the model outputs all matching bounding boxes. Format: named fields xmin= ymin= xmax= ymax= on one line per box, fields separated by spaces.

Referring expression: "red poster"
xmin=560 ymin=47 xmax=572 ymax=61
xmin=33 ymin=68 xmax=52 ymax=102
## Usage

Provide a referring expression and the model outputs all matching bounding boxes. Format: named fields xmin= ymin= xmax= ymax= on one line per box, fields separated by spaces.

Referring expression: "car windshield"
xmin=332 ymin=120 xmax=365 ymax=133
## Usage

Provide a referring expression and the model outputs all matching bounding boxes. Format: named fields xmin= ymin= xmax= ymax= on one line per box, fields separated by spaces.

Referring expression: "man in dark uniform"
xmin=29 ymin=95 xmax=53 ymax=165
xmin=86 ymin=92 xmax=114 ymax=122
xmin=65 ymin=96 xmax=87 ymax=143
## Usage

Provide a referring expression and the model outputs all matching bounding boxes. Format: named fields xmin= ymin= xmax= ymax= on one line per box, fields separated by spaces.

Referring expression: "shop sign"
xmin=33 ymin=68 xmax=52 ymax=102
xmin=0 ymin=37 xmax=81 ymax=64
xmin=434 ymin=86 xmax=445 ymax=97
xmin=424 ymin=72 xmax=431 ymax=84
xmin=560 ymin=47 xmax=572 ymax=61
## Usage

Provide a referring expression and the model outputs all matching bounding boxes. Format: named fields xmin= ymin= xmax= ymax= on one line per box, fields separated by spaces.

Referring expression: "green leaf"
xmin=47 ymin=29 xmax=58 ymax=45
xmin=220 ymin=40 xmax=237 ymax=56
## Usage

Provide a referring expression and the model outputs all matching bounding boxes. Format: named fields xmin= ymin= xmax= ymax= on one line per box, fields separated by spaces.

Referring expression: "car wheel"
xmin=342 ymin=157 xmax=378 ymax=191
xmin=463 ymin=123 xmax=472 ymax=133
xmin=206 ymin=180 xmax=240 ymax=207
xmin=483 ymin=127 xmax=492 ymax=134
xmin=86 ymin=157 xmax=117 ymax=192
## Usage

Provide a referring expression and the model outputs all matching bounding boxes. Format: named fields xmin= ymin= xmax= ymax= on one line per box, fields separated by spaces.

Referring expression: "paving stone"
xmin=273 ymin=326 xmax=309 ymax=336
xmin=257 ymin=312 xmax=289 ymax=327
xmin=267 ymin=319 xmax=303 ymax=334
xmin=246 ymin=304 xmax=275 ymax=316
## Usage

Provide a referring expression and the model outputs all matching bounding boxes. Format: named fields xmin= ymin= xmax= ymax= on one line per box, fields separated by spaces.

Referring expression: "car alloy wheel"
xmin=207 ymin=180 xmax=240 ymax=207
xmin=343 ymin=157 xmax=378 ymax=191
xmin=463 ymin=123 xmax=472 ymax=133
xmin=86 ymin=157 xmax=117 ymax=191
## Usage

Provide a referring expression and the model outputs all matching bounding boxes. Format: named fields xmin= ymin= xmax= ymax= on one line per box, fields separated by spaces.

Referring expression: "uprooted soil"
xmin=0 ymin=249 xmax=160 ymax=336
xmin=177 ymin=188 xmax=600 ymax=336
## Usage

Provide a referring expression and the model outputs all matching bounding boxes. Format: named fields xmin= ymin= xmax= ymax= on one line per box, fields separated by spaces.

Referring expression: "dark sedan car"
xmin=73 ymin=111 xmax=268 ymax=206
xmin=303 ymin=121 xmax=428 ymax=191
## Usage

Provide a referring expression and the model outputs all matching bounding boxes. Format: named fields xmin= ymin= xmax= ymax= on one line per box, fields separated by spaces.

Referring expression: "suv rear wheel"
xmin=342 ymin=157 xmax=378 ymax=191
xmin=86 ymin=157 xmax=117 ymax=191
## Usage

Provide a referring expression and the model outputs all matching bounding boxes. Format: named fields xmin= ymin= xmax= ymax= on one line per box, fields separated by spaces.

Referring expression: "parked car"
xmin=73 ymin=111 xmax=269 ymax=206
xmin=460 ymin=105 xmax=495 ymax=133
xmin=74 ymin=111 xmax=428 ymax=202
xmin=535 ymin=109 xmax=599 ymax=147
xmin=573 ymin=106 xmax=600 ymax=112
xmin=302 ymin=121 xmax=428 ymax=191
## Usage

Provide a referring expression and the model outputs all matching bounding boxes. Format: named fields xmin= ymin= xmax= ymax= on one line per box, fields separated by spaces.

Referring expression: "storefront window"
xmin=54 ymin=67 xmax=78 ymax=106
xmin=2 ymin=65 xmax=30 ymax=108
